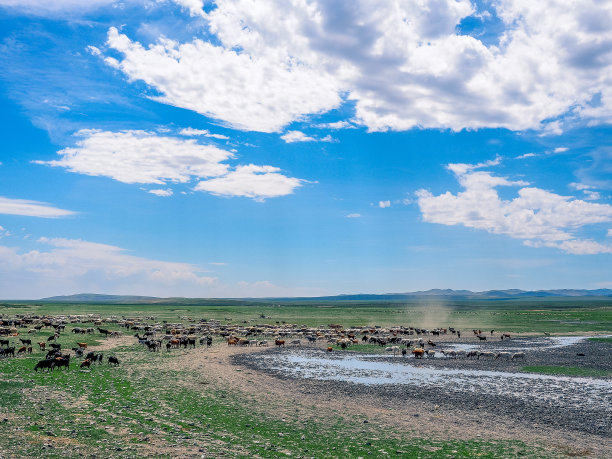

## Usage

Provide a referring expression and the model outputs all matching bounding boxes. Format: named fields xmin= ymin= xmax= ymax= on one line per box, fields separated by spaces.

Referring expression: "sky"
xmin=1 ymin=0 xmax=612 ymax=299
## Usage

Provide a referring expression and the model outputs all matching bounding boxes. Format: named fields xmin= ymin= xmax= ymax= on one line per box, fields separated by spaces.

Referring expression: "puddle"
xmin=253 ymin=348 xmax=612 ymax=411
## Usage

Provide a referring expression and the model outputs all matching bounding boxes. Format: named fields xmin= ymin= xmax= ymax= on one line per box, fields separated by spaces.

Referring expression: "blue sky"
xmin=1 ymin=0 xmax=612 ymax=299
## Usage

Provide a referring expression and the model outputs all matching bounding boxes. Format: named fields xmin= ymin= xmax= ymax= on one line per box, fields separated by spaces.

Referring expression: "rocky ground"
xmin=228 ymin=335 xmax=611 ymax=455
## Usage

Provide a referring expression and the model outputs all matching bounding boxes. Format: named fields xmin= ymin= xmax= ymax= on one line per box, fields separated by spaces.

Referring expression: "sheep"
xmin=511 ymin=352 xmax=525 ymax=360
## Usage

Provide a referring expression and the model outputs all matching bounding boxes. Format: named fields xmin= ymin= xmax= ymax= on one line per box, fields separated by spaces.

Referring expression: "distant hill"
xmin=38 ymin=289 xmax=612 ymax=304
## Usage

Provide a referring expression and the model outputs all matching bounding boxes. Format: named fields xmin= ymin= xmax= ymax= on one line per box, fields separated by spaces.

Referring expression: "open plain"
xmin=0 ymin=300 xmax=611 ymax=458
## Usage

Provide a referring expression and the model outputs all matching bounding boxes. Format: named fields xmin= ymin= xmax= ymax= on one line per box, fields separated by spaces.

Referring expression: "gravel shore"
xmin=233 ymin=337 xmax=612 ymax=438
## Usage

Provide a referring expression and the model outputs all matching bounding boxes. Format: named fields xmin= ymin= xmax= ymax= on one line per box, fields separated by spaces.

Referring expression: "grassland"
xmin=2 ymin=297 xmax=612 ymax=333
xmin=0 ymin=299 xmax=610 ymax=457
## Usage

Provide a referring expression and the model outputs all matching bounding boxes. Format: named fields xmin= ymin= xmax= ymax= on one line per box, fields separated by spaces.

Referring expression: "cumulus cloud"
xmin=0 ymin=237 xmax=217 ymax=298
xmin=0 ymin=196 xmax=75 ymax=218
xmin=416 ymin=161 xmax=612 ymax=255
xmin=194 ymin=165 xmax=305 ymax=201
xmin=379 ymin=200 xmax=391 ymax=208
xmin=103 ymin=0 xmax=612 ymax=133
xmin=346 ymin=213 xmax=361 ymax=218
xmin=171 ymin=0 xmax=205 ymax=17
xmin=36 ymin=130 xmax=304 ymax=200
xmin=105 ymin=25 xmax=341 ymax=133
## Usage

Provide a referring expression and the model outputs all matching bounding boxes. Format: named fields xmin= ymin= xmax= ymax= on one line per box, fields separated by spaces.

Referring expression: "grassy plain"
xmin=0 ymin=299 xmax=610 ymax=457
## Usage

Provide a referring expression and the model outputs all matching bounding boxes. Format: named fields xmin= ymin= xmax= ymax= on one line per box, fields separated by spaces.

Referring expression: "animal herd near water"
xmin=0 ymin=313 xmax=539 ymax=376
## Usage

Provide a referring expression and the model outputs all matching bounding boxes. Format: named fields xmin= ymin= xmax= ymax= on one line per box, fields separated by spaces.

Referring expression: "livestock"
xmin=326 ymin=347 xmax=333 ymax=352
xmin=511 ymin=352 xmax=525 ymax=360
xmin=76 ymin=342 xmax=88 ymax=349
xmin=0 ymin=339 xmax=9 ymax=346
xmin=97 ymin=328 xmax=110 ymax=336
xmin=258 ymin=340 xmax=268 ymax=347
xmin=466 ymin=350 xmax=479 ymax=359
xmin=108 ymin=356 xmax=120 ymax=366
xmin=477 ymin=335 xmax=487 ymax=341
xmin=54 ymin=357 xmax=69 ymax=370
xmin=227 ymin=338 xmax=238 ymax=346
xmin=501 ymin=334 xmax=511 ymax=340
xmin=34 ymin=359 xmax=55 ymax=372
xmin=47 ymin=335 xmax=57 ymax=342
xmin=275 ymin=339 xmax=285 ymax=347
xmin=412 ymin=348 xmax=425 ymax=359
xmin=495 ymin=352 xmax=512 ymax=360
xmin=289 ymin=340 xmax=301 ymax=346
xmin=17 ymin=346 xmax=27 ymax=354
xmin=80 ymin=359 xmax=91 ymax=368
xmin=385 ymin=345 xmax=400 ymax=356
xmin=427 ymin=340 xmax=436 ymax=347
xmin=38 ymin=342 xmax=46 ymax=350
xmin=19 ymin=338 xmax=31 ymax=346
xmin=427 ymin=350 xmax=436 ymax=358
xmin=50 ymin=343 xmax=61 ymax=350
xmin=401 ymin=348 xmax=407 ymax=357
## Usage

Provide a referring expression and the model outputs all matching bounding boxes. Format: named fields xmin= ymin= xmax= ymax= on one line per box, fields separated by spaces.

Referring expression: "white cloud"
xmin=280 ymin=130 xmax=336 ymax=143
xmin=171 ymin=0 xmax=205 ymax=17
xmin=417 ymin=161 xmax=612 ymax=255
xmin=314 ymin=121 xmax=357 ymax=130
xmin=148 ymin=188 xmax=173 ymax=197
xmin=608 ymin=229 xmax=612 ymax=237
xmin=0 ymin=196 xmax=75 ymax=218
xmin=194 ymin=164 xmax=304 ymax=201
xmin=379 ymin=200 xmax=391 ymax=208
xmin=280 ymin=130 xmax=317 ymax=143
xmin=36 ymin=130 xmax=303 ymax=200
xmin=554 ymin=147 xmax=569 ymax=153
xmin=346 ymin=213 xmax=361 ymax=218
xmin=0 ymin=237 xmax=217 ymax=298
xmin=103 ymin=0 xmax=612 ymax=133
xmin=36 ymin=129 xmax=231 ymax=185
xmin=516 ymin=153 xmax=537 ymax=159
xmin=106 ymin=25 xmax=341 ymax=133
xmin=179 ymin=127 xmax=229 ymax=140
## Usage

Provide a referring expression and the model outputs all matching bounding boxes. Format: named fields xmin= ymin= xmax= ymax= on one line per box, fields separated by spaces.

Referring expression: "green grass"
xmin=1 ymin=299 xmax=611 ymax=333
xmin=588 ymin=337 xmax=612 ymax=343
xmin=0 ymin=322 xmax=554 ymax=458
xmin=521 ymin=365 xmax=612 ymax=378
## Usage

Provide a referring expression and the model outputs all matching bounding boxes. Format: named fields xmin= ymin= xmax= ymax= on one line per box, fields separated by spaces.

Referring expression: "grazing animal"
xmin=0 ymin=339 xmax=10 ymax=347
xmin=477 ymin=335 xmax=487 ymax=341
xmin=80 ymin=359 xmax=91 ymax=368
xmin=496 ymin=352 xmax=511 ymax=360
xmin=275 ymin=339 xmax=285 ymax=347
xmin=258 ymin=340 xmax=268 ymax=347
xmin=511 ymin=352 xmax=525 ymax=360
xmin=401 ymin=348 xmax=407 ymax=357
xmin=108 ymin=356 xmax=120 ymax=366
xmin=227 ymin=338 xmax=238 ymax=346
xmin=385 ymin=345 xmax=400 ymax=356
xmin=77 ymin=342 xmax=88 ymax=349
xmin=38 ymin=342 xmax=46 ymax=350
xmin=97 ymin=328 xmax=110 ymax=336
xmin=47 ymin=335 xmax=57 ymax=342
xmin=34 ymin=359 xmax=55 ymax=372
xmin=412 ymin=348 xmax=425 ymax=359
xmin=54 ymin=357 xmax=69 ymax=370
xmin=50 ymin=343 xmax=61 ymax=350
xmin=289 ymin=340 xmax=301 ymax=346
xmin=19 ymin=338 xmax=31 ymax=346
xmin=326 ymin=347 xmax=333 ymax=352
xmin=27 ymin=346 xmax=32 ymax=354
xmin=17 ymin=346 xmax=27 ymax=354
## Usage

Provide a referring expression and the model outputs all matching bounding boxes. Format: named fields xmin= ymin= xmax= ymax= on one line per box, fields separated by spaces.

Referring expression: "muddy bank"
xmin=233 ymin=337 xmax=612 ymax=438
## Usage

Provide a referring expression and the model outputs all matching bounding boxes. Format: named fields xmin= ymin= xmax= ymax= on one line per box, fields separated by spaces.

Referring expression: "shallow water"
xmin=253 ymin=346 xmax=611 ymax=411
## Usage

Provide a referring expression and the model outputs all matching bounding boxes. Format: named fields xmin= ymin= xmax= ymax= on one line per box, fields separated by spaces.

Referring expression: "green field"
xmin=2 ymin=297 xmax=612 ymax=333
xmin=1 ymin=299 xmax=610 ymax=457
